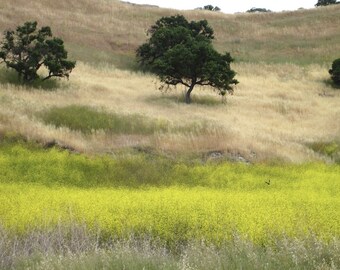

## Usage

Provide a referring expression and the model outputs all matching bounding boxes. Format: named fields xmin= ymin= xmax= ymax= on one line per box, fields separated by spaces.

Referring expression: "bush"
xmin=329 ymin=58 xmax=340 ymax=86
xmin=247 ymin=7 xmax=272 ymax=13
xmin=203 ymin=5 xmax=221 ymax=11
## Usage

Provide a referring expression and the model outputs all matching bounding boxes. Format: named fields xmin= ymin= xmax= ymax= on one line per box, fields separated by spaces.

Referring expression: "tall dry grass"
xmin=0 ymin=61 xmax=339 ymax=162
xmin=0 ymin=0 xmax=339 ymax=161
xmin=1 ymin=224 xmax=339 ymax=270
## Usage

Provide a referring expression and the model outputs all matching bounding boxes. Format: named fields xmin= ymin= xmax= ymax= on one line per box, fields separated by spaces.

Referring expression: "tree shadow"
xmin=323 ymin=78 xmax=340 ymax=90
xmin=0 ymin=68 xmax=65 ymax=91
xmin=145 ymin=92 xmax=227 ymax=107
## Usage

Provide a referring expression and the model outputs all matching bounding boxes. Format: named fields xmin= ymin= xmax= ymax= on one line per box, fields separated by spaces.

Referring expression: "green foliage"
xmin=196 ymin=5 xmax=221 ymax=11
xmin=315 ymin=0 xmax=338 ymax=6
xmin=136 ymin=15 xmax=238 ymax=104
xmin=203 ymin=5 xmax=221 ymax=11
xmin=247 ymin=7 xmax=272 ymax=13
xmin=0 ymin=21 xmax=76 ymax=83
xmin=309 ymin=140 xmax=340 ymax=163
xmin=329 ymin=58 xmax=340 ymax=86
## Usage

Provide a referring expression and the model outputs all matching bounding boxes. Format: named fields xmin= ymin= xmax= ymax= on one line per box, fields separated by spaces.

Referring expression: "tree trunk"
xmin=185 ymin=84 xmax=195 ymax=104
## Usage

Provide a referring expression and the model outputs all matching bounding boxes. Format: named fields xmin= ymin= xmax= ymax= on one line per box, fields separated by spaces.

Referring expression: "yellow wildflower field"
xmin=0 ymin=142 xmax=339 ymax=245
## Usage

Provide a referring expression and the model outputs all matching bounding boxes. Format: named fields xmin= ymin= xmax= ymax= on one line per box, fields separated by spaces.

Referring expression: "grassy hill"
xmin=1 ymin=0 xmax=340 ymax=68
xmin=0 ymin=1 xmax=340 ymax=162
xmin=1 ymin=2 xmax=340 ymax=268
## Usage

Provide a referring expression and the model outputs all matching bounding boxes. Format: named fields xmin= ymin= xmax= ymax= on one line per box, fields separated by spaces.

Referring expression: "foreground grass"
xmin=1 ymin=225 xmax=339 ymax=270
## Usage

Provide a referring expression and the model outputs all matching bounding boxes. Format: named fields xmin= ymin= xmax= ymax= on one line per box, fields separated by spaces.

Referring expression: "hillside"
xmin=1 ymin=0 xmax=340 ymax=68
xmin=0 ymin=1 xmax=340 ymax=162
xmin=1 ymin=2 xmax=340 ymax=268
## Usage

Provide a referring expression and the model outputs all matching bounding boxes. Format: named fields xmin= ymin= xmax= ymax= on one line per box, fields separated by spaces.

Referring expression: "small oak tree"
xmin=247 ymin=7 xmax=272 ymax=13
xmin=136 ymin=15 xmax=238 ymax=104
xmin=315 ymin=0 xmax=338 ymax=6
xmin=329 ymin=58 xmax=340 ymax=86
xmin=0 ymin=21 xmax=76 ymax=82
xmin=203 ymin=5 xmax=221 ymax=11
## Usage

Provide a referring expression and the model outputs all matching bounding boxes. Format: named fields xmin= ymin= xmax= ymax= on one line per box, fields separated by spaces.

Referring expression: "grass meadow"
xmin=0 ymin=61 xmax=339 ymax=162
xmin=0 ymin=0 xmax=340 ymax=269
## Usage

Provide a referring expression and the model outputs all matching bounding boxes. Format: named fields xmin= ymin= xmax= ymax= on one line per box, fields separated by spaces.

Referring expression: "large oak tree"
xmin=136 ymin=15 xmax=238 ymax=104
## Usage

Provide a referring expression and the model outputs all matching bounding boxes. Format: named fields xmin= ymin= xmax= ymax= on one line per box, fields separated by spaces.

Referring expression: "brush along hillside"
xmin=1 ymin=1 xmax=340 ymax=161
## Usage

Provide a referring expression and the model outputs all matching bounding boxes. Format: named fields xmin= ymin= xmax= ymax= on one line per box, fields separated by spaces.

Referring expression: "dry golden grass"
xmin=0 ymin=0 xmax=340 ymax=161
xmin=0 ymin=61 xmax=339 ymax=162
xmin=1 ymin=0 xmax=339 ymax=65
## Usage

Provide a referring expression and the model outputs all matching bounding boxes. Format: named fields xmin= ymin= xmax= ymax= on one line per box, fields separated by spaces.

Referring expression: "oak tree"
xmin=0 ymin=21 xmax=76 ymax=83
xmin=136 ymin=15 xmax=238 ymax=104
xmin=315 ymin=0 xmax=338 ymax=6
xmin=329 ymin=58 xmax=340 ymax=86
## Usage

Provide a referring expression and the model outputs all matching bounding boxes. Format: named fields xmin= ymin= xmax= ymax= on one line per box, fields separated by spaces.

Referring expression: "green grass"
xmin=38 ymin=105 xmax=216 ymax=135
xmin=1 ymin=137 xmax=339 ymax=189
xmin=39 ymin=105 xmax=169 ymax=135
xmin=309 ymin=141 xmax=340 ymax=163
xmin=0 ymin=67 xmax=68 ymax=91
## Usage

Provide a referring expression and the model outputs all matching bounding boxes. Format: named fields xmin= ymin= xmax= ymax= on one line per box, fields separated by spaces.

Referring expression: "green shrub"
xmin=329 ymin=58 xmax=340 ymax=86
xmin=315 ymin=0 xmax=338 ymax=6
xmin=309 ymin=140 xmax=340 ymax=163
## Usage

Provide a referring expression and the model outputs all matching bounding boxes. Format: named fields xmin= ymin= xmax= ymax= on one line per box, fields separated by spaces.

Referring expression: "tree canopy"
xmin=136 ymin=15 xmax=238 ymax=104
xmin=315 ymin=0 xmax=338 ymax=6
xmin=195 ymin=5 xmax=221 ymax=11
xmin=204 ymin=5 xmax=221 ymax=11
xmin=329 ymin=58 xmax=340 ymax=86
xmin=0 ymin=21 xmax=76 ymax=83
xmin=247 ymin=7 xmax=272 ymax=13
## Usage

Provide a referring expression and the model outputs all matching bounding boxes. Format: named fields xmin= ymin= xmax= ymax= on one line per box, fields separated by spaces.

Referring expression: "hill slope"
xmin=1 ymin=0 xmax=340 ymax=67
